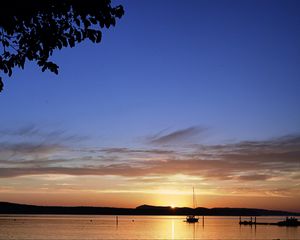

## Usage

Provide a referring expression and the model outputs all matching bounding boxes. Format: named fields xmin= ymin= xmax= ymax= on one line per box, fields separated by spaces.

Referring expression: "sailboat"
xmin=186 ymin=187 xmax=199 ymax=223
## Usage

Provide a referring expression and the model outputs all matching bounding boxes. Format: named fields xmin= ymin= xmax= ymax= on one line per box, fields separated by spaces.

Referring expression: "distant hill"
xmin=0 ymin=202 xmax=299 ymax=216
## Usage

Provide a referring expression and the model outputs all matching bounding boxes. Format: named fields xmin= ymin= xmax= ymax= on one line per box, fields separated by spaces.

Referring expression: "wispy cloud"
xmin=148 ymin=126 xmax=207 ymax=145
xmin=0 ymin=142 xmax=64 ymax=155
xmin=235 ymin=174 xmax=273 ymax=181
xmin=0 ymin=125 xmax=299 ymax=198
xmin=99 ymin=147 xmax=174 ymax=155
xmin=0 ymin=124 xmax=86 ymax=143
xmin=0 ymin=124 xmax=86 ymax=168
xmin=0 ymin=134 xmax=299 ymax=181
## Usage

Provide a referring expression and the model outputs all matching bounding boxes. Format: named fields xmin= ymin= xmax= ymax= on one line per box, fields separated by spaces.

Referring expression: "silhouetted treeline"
xmin=0 ymin=202 xmax=299 ymax=216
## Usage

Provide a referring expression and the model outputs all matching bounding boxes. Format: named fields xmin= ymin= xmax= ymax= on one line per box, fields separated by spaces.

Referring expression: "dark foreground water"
xmin=0 ymin=215 xmax=299 ymax=239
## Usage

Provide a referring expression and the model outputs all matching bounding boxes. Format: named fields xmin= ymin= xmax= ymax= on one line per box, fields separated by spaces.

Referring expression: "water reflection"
xmin=171 ymin=219 xmax=175 ymax=239
xmin=0 ymin=215 xmax=299 ymax=240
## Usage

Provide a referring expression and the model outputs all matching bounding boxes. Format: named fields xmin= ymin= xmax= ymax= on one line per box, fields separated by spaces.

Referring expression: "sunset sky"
xmin=0 ymin=0 xmax=300 ymax=212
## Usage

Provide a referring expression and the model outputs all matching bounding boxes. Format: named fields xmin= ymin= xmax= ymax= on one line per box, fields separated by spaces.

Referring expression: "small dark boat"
xmin=239 ymin=220 xmax=254 ymax=225
xmin=186 ymin=215 xmax=199 ymax=223
xmin=185 ymin=187 xmax=199 ymax=223
xmin=277 ymin=217 xmax=300 ymax=227
xmin=239 ymin=216 xmax=256 ymax=225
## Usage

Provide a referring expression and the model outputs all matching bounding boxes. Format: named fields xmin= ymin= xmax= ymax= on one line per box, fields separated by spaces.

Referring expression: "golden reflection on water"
xmin=171 ymin=219 xmax=175 ymax=239
xmin=0 ymin=215 xmax=299 ymax=240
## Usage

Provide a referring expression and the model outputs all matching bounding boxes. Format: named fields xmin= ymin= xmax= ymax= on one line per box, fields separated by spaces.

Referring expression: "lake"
xmin=0 ymin=215 xmax=299 ymax=239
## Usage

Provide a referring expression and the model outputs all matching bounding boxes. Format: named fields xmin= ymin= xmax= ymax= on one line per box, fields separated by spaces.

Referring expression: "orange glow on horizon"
xmin=1 ymin=190 xmax=299 ymax=212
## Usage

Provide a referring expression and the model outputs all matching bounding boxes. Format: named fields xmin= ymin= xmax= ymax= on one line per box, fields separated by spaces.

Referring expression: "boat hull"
xmin=186 ymin=216 xmax=199 ymax=223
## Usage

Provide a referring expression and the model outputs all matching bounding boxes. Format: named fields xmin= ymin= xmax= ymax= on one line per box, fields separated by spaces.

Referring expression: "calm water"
xmin=0 ymin=215 xmax=299 ymax=239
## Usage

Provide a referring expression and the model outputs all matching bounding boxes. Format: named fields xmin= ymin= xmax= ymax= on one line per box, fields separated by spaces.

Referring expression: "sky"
xmin=0 ymin=0 xmax=299 ymax=212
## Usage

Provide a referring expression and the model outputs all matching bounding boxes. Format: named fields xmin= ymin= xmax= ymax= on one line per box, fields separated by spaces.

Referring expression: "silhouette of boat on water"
xmin=239 ymin=216 xmax=300 ymax=227
xmin=277 ymin=217 xmax=300 ymax=226
xmin=185 ymin=187 xmax=199 ymax=223
xmin=186 ymin=215 xmax=199 ymax=223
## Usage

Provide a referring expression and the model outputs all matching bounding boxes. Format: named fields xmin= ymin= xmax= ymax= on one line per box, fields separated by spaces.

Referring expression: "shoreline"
xmin=1 ymin=202 xmax=299 ymax=216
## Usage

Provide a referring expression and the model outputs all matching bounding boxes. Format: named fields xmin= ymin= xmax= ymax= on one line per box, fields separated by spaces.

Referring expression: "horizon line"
xmin=1 ymin=201 xmax=299 ymax=214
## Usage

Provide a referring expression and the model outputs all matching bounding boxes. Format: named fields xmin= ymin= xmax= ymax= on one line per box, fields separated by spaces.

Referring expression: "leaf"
xmin=3 ymin=65 xmax=8 ymax=74
xmin=90 ymin=17 xmax=97 ymax=25
xmin=83 ymin=19 xmax=91 ymax=28
xmin=95 ymin=31 xmax=102 ymax=43
xmin=0 ymin=77 xmax=3 ymax=92
xmin=53 ymin=67 xmax=58 ymax=75
xmin=75 ymin=31 xmax=81 ymax=42
xmin=57 ymin=40 xmax=63 ymax=49
xmin=68 ymin=37 xmax=75 ymax=47
xmin=111 ymin=18 xmax=116 ymax=26
xmin=61 ymin=37 xmax=68 ymax=47
xmin=3 ymin=39 xmax=9 ymax=47
xmin=75 ymin=18 xmax=80 ymax=27
xmin=8 ymin=67 xmax=12 ymax=77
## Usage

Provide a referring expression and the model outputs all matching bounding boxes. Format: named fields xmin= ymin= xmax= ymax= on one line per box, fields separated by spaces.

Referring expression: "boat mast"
xmin=193 ymin=187 xmax=195 ymax=209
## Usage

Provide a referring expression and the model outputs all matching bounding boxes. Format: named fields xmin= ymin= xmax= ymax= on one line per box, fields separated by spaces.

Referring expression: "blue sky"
xmin=1 ymin=0 xmax=300 ymax=147
xmin=0 ymin=0 xmax=300 ymax=209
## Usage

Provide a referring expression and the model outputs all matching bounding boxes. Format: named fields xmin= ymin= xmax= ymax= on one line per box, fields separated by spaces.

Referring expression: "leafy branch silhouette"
xmin=0 ymin=0 xmax=124 ymax=92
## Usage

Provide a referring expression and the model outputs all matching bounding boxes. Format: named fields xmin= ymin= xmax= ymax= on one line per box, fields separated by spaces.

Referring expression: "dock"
xmin=239 ymin=216 xmax=300 ymax=227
